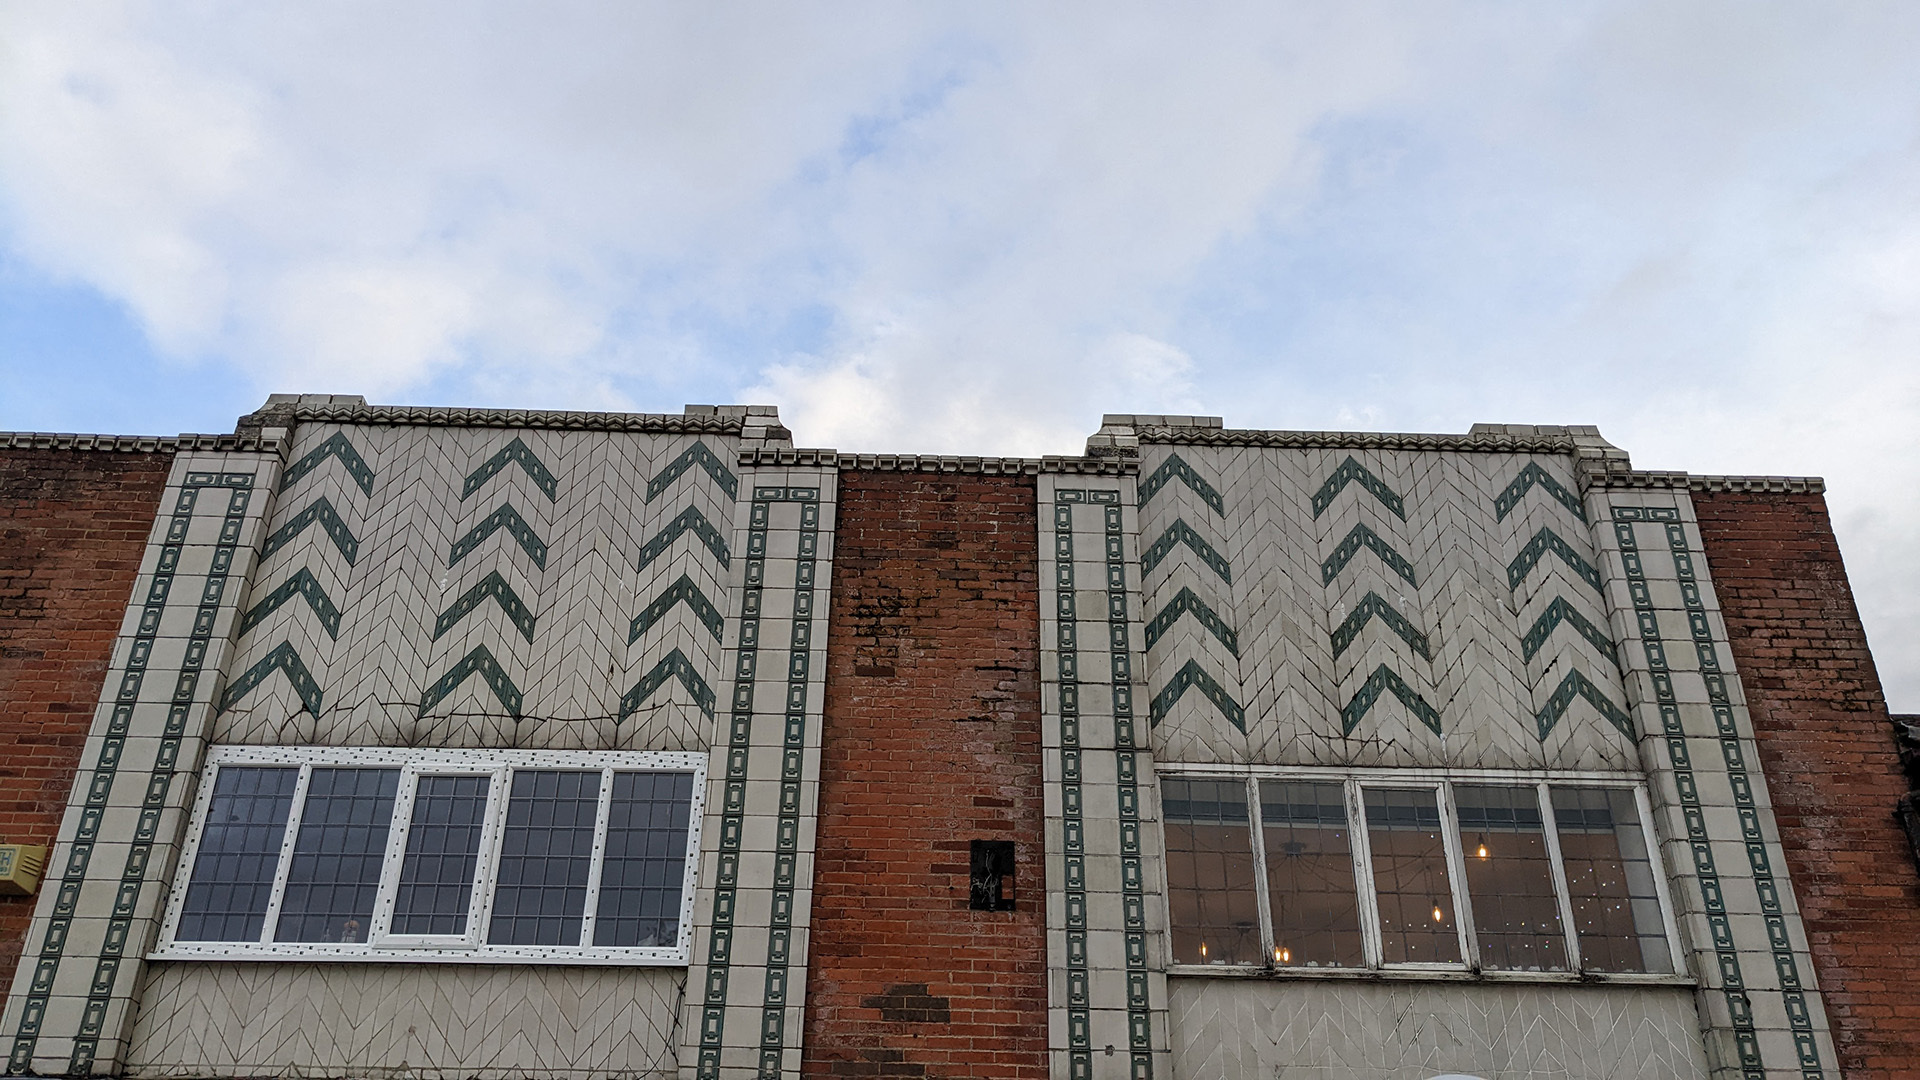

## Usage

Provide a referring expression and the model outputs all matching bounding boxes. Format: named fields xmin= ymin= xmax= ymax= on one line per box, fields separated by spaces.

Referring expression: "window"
xmin=1160 ymin=770 xmax=1679 ymax=977
xmin=155 ymin=747 xmax=705 ymax=964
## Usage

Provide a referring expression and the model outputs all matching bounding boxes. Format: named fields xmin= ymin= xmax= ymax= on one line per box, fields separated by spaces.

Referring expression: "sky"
xmin=0 ymin=3 xmax=1915 ymax=708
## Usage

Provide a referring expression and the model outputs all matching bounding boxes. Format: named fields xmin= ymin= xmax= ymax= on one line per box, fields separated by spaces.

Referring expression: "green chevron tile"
xmin=1507 ymin=526 xmax=1602 ymax=592
xmin=417 ymin=644 xmax=523 ymax=717
xmin=636 ymin=506 xmax=731 ymax=572
xmin=217 ymin=641 xmax=323 ymax=715
xmin=1311 ymin=456 xmax=1405 ymax=520
xmin=1329 ymin=591 xmax=1430 ymax=660
xmin=1137 ymin=453 xmax=1223 ymax=515
xmin=237 ymin=568 xmax=342 ymax=639
xmin=1143 ymin=587 xmax=1237 ymax=655
xmin=278 ymin=432 xmax=375 ymax=495
xmin=1148 ymin=659 xmax=1244 ymax=731
xmin=261 ymin=497 xmax=360 ymax=565
xmin=1140 ymin=519 xmax=1231 ymax=583
xmin=1320 ymin=524 xmax=1416 ymax=587
xmin=1533 ymin=668 xmax=1633 ymax=740
xmin=619 ymin=648 xmax=716 ymax=720
xmin=448 ymin=504 xmax=548 ymax=569
xmin=1494 ymin=461 xmax=1585 ymax=522
xmin=461 ymin=436 xmax=558 ymax=502
xmin=433 ymin=571 xmax=537 ymax=642
xmin=629 ymin=574 xmax=725 ymax=642
xmin=1340 ymin=664 xmax=1440 ymax=735
xmin=646 ymin=442 xmax=739 ymax=503
xmin=1520 ymin=596 xmax=1618 ymax=667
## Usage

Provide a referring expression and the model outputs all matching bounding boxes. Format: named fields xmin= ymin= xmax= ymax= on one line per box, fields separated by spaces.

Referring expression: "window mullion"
xmin=1539 ymin=781 xmax=1582 ymax=972
xmin=257 ymin=764 xmax=313 ymax=944
xmin=1243 ymin=775 xmax=1275 ymax=965
xmin=1633 ymin=783 xmax=1688 ymax=975
xmin=1437 ymin=782 xmax=1477 ymax=970
xmin=468 ymin=766 xmax=511 ymax=949
xmin=578 ymin=767 xmax=617 ymax=949
xmin=1347 ymin=779 xmax=1383 ymax=968
xmin=371 ymin=765 xmax=422 ymax=944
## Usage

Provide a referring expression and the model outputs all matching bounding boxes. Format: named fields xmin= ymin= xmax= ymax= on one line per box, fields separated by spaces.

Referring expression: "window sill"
xmin=1164 ymin=964 xmax=1695 ymax=988
xmin=146 ymin=943 xmax=689 ymax=966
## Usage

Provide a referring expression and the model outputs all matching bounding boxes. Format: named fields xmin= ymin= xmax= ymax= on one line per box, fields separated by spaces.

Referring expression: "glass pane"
xmin=594 ymin=771 xmax=696 ymax=947
xmin=489 ymin=770 xmax=602 ymax=946
xmin=1259 ymin=780 xmax=1363 ymax=968
xmin=1552 ymin=786 xmax=1673 ymax=973
xmin=176 ymin=766 xmax=299 ymax=942
xmin=274 ymin=768 xmax=399 ymax=943
xmin=1161 ymin=778 xmax=1260 ymax=965
xmin=1363 ymin=787 xmax=1462 ymax=965
xmin=392 ymin=774 xmax=491 ymax=936
xmin=1454 ymin=785 xmax=1568 ymax=972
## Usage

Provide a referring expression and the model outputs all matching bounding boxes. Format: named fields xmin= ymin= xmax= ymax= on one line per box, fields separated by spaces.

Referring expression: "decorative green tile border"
xmin=433 ymin=571 xmax=536 ymax=642
xmin=237 ymin=568 xmax=342 ymax=640
xmin=696 ymin=485 xmax=819 ymax=1080
xmin=449 ymin=504 xmax=549 ymax=570
xmin=1532 ymin=669 xmax=1631 ymax=740
xmin=1310 ymin=456 xmax=1405 ymax=520
xmin=460 ymin=436 xmax=558 ymax=502
xmin=1493 ymin=461 xmax=1584 ymax=523
xmin=1051 ymin=487 xmax=1154 ymax=1080
xmin=1142 ymin=587 xmax=1237 ymax=656
xmin=1328 ymin=591 xmax=1430 ymax=660
xmin=416 ymin=644 xmax=524 ymax=718
xmin=260 ymin=497 xmax=359 ymax=565
xmin=1506 ymin=526 xmax=1601 ymax=593
xmin=217 ymin=641 xmax=323 ymax=716
xmin=1614 ymin=505 xmax=1824 ymax=1079
xmin=8 ymin=470 xmax=256 ymax=1076
xmin=278 ymin=432 xmax=375 ymax=496
xmin=637 ymin=506 xmax=731 ymax=573
xmin=1136 ymin=453 xmax=1222 ymax=515
xmin=629 ymin=574 xmax=725 ymax=643
xmin=618 ymin=648 xmax=717 ymax=722
xmin=1320 ymin=524 xmax=1416 ymax=588
xmin=645 ymin=442 xmax=739 ymax=503
xmin=1139 ymin=520 xmax=1231 ymax=583
xmin=1519 ymin=596 xmax=1618 ymax=667
xmin=1339 ymin=664 xmax=1441 ymax=736
xmin=1147 ymin=659 xmax=1245 ymax=732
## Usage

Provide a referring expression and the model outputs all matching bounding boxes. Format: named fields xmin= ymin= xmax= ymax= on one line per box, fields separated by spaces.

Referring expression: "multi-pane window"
xmin=156 ymin=747 xmax=705 ymax=964
xmin=1161 ymin=771 xmax=1678 ymax=976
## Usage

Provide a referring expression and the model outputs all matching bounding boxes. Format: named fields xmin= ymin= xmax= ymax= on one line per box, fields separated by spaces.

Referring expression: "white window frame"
xmin=152 ymin=745 xmax=706 ymax=965
xmin=1157 ymin=765 xmax=1686 ymax=981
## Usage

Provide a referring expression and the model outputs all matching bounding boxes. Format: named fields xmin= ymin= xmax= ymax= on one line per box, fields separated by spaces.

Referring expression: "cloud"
xmin=1 ymin=1 xmax=1917 ymax=704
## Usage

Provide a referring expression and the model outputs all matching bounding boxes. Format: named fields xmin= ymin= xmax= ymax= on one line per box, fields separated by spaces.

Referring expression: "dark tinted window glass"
xmin=1162 ymin=778 xmax=1260 ymax=965
xmin=1552 ymin=786 xmax=1672 ymax=973
xmin=594 ymin=771 xmax=696 ymax=947
xmin=489 ymin=770 xmax=602 ymax=946
xmin=1454 ymin=784 xmax=1567 ymax=972
xmin=1259 ymin=781 xmax=1362 ymax=968
xmin=274 ymin=768 xmax=398 ymax=943
xmin=1363 ymin=787 xmax=1461 ymax=965
xmin=392 ymin=774 xmax=490 ymax=936
xmin=176 ymin=766 xmax=299 ymax=942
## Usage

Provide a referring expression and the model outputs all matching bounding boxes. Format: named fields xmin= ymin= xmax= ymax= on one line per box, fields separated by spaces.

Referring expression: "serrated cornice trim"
xmin=281 ymin=403 xmax=750 ymax=433
xmin=1136 ymin=427 xmax=1585 ymax=453
xmin=1594 ymin=470 xmax=1825 ymax=494
xmin=0 ymin=432 xmax=280 ymax=453
xmin=739 ymin=448 xmax=1135 ymax=475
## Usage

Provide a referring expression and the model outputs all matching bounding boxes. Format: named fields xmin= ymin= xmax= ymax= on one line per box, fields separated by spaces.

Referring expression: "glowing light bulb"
xmin=1432 ymin=904 xmax=1445 ymax=923
xmin=1199 ymin=942 xmax=1208 ymax=960
xmin=1476 ymin=841 xmax=1489 ymax=859
xmin=1278 ymin=947 xmax=1291 ymax=963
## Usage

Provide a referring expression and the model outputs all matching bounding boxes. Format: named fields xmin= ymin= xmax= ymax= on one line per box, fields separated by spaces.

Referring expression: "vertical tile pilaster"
xmin=2 ymin=449 xmax=284 ymax=1077
xmin=1589 ymin=487 xmax=1835 ymax=1080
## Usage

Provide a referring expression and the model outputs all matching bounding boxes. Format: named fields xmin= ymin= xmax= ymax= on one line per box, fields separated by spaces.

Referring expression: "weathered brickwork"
xmin=803 ymin=472 xmax=1049 ymax=1079
xmin=0 ymin=449 xmax=171 ymax=994
xmin=1695 ymin=490 xmax=1920 ymax=1078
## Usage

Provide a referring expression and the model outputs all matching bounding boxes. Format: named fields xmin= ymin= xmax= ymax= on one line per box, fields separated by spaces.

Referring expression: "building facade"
xmin=1 ymin=397 xmax=1914 ymax=1079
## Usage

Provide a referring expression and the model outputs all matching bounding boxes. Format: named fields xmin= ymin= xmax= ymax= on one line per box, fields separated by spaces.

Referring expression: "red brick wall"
xmin=0 ymin=449 xmax=170 ymax=995
xmin=803 ymin=472 xmax=1049 ymax=1079
xmin=1695 ymin=490 xmax=1920 ymax=1078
